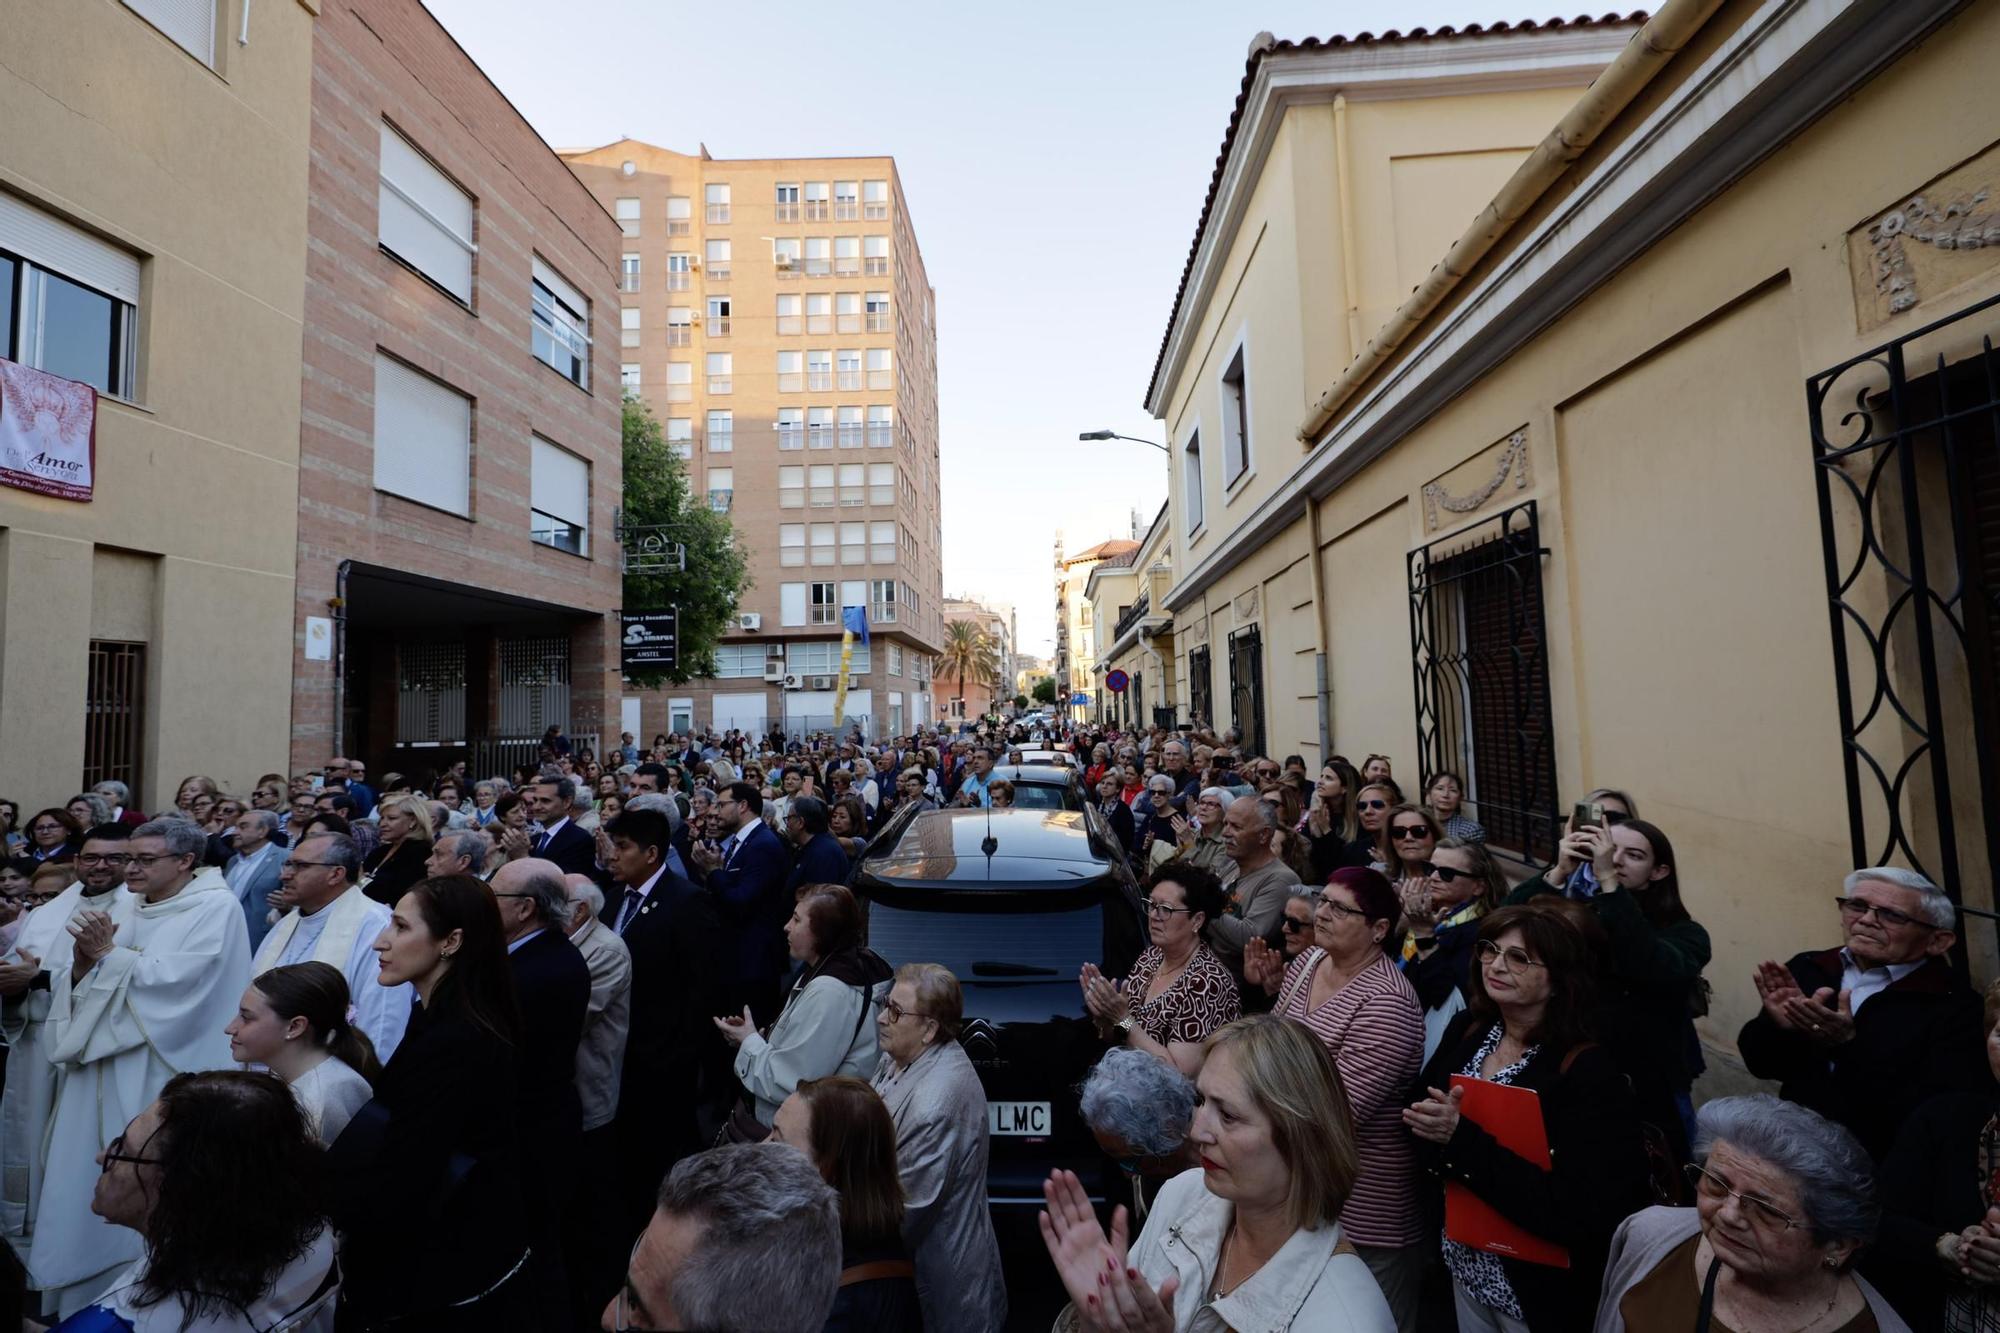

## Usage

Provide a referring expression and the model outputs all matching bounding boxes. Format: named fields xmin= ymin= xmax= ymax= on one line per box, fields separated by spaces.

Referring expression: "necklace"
xmin=1716 ymin=1258 xmax=1843 ymax=1333
xmin=1214 ymin=1224 xmax=1242 ymax=1298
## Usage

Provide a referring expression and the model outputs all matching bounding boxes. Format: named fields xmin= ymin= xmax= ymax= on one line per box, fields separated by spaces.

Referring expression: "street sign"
xmin=1069 ymin=692 xmax=1089 ymax=706
xmin=621 ymin=610 xmax=679 ymax=672
xmin=1105 ymin=669 xmax=1129 ymax=693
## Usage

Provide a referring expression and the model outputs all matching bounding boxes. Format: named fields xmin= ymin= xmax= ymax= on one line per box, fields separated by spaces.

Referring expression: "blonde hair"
xmin=378 ymin=792 xmax=434 ymax=843
xmin=1201 ymin=1015 xmax=1359 ymax=1230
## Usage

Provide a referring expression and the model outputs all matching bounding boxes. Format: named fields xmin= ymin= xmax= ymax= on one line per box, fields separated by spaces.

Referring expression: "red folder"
xmin=1443 ymin=1075 xmax=1570 ymax=1268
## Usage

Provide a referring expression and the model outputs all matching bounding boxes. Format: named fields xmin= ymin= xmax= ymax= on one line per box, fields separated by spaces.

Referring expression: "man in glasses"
xmin=1739 ymin=866 xmax=1985 ymax=1160
xmin=252 ymin=831 xmax=410 ymax=1062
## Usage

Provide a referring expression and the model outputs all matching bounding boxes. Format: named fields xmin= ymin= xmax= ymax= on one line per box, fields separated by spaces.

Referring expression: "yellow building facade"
xmin=1090 ymin=503 xmax=1177 ymax=730
xmin=1145 ymin=0 xmax=2000 ymax=1064
xmin=0 ymin=0 xmax=317 ymax=809
xmin=1053 ymin=537 xmax=1137 ymax=722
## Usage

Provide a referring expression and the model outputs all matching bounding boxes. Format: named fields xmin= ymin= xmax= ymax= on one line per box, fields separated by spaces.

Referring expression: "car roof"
xmin=991 ymin=764 xmax=1075 ymax=784
xmin=858 ymin=807 xmax=1113 ymax=884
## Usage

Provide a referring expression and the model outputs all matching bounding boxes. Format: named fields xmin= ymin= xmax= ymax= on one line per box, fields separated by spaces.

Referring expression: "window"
xmin=834 ymin=181 xmax=859 ymax=220
xmin=788 ymin=640 xmax=870 ymax=675
xmin=865 ymin=291 xmax=890 ymax=332
xmin=838 ymin=406 xmax=864 ymax=449
xmin=666 ymin=196 xmax=691 ymax=236
xmin=665 ymin=307 xmax=692 ymax=347
xmin=863 ymin=235 xmax=889 ymax=275
xmin=866 ymin=348 xmax=892 ymax=389
xmin=838 ymin=465 xmax=864 ymax=508
xmin=868 ymin=462 xmax=894 ymax=505
xmin=1220 ymin=342 xmax=1250 ymax=487
xmin=807 ymin=350 xmax=832 ymax=392
xmin=530 ymin=259 xmax=590 ymax=388
xmin=1182 ymin=428 xmax=1204 ymax=533
xmin=804 ymin=237 xmax=830 ymax=277
xmin=667 ymin=251 xmax=691 ymax=291
xmin=804 ymin=182 xmax=830 ymax=221
xmin=707 ymin=295 xmax=731 ymax=337
xmin=779 ymin=524 xmax=806 ymax=567
xmin=531 ymin=435 xmax=589 ymax=554
xmin=811 ymin=582 xmax=839 ymax=626
xmin=888 ymin=643 xmax=903 ymax=674
xmin=620 ymin=363 xmax=641 ymax=390
xmin=871 ymin=579 xmax=898 ymax=623
xmin=706 ymin=409 xmax=733 ymax=452
xmin=807 ymin=406 xmax=833 ymax=450
xmin=779 ymin=465 xmax=805 ymax=509
xmin=836 ymin=350 xmax=862 ymax=391
xmin=713 ymin=645 xmax=768 ymax=678
xmin=781 ymin=583 xmax=808 ymax=627
xmin=378 ymin=124 xmax=475 ymax=304
xmin=706 ymin=466 xmax=733 ymax=512
xmin=0 ymin=194 xmax=140 ymax=396
xmin=773 ymin=237 xmax=802 ymax=275
xmin=777 ymin=407 xmax=804 ymax=450
xmin=775 ymin=183 xmax=800 ymax=222
xmin=839 ymin=520 xmax=865 ymax=563
xmin=665 ymin=360 xmax=692 ymax=403
xmin=870 ymin=520 xmax=896 ymax=563
xmin=777 ymin=350 xmax=803 ymax=392
xmin=867 ymin=405 xmax=894 ymax=448
xmin=836 ymin=292 xmax=862 ymax=334
xmin=864 ymin=180 xmax=889 ymax=220
xmin=615 ymin=198 xmax=641 ymax=238
xmin=704 ymin=239 xmax=731 ymax=281
xmin=620 ymin=254 xmax=641 ymax=292
xmin=806 ymin=293 xmax=831 ymax=335
xmin=706 ymin=352 xmax=732 ymax=394
xmin=1227 ymin=625 xmax=1266 ymax=768
xmin=776 ymin=293 xmax=802 ymax=334
xmin=621 ymin=306 xmax=643 ymax=348
xmin=1186 ymin=646 xmax=1213 ymax=727
xmin=809 ymin=464 xmax=835 ymax=508
xmin=373 ymin=354 xmax=470 ymax=516
xmin=121 ymin=0 xmax=216 ymax=64
xmin=665 ymin=417 xmax=693 ymax=459
xmin=809 ymin=523 xmax=836 ymax=566
xmin=705 ymin=183 xmax=731 ymax=224
xmin=834 ymin=236 xmax=860 ymax=277
xmin=83 ymin=640 xmax=145 ymax=798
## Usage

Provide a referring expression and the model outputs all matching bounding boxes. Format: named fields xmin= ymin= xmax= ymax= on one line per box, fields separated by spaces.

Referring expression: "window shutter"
xmin=781 ymin=584 xmax=807 ymax=627
xmin=0 ymin=192 xmax=140 ymax=304
xmin=122 ymin=0 xmax=215 ymax=65
xmin=532 ymin=258 xmax=586 ymax=318
xmin=373 ymin=355 xmax=470 ymax=515
xmin=531 ymin=436 xmax=588 ymax=529
xmin=378 ymin=125 xmax=475 ymax=303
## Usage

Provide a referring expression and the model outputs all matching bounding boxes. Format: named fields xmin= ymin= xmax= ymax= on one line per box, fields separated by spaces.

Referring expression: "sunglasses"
xmin=1280 ymin=916 xmax=1312 ymax=932
xmin=1357 ymin=799 xmax=1388 ymax=811
xmin=1391 ymin=825 xmax=1431 ymax=840
xmin=1427 ymin=863 xmax=1472 ymax=884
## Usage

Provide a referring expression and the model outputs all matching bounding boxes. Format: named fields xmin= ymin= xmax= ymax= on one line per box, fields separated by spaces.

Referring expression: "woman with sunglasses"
xmin=1080 ymin=865 xmax=1241 ymax=1075
xmin=1597 ymin=1094 xmax=1906 ymax=1333
xmin=1376 ymin=802 xmax=1442 ymax=904
xmin=1345 ymin=783 xmax=1397 ymax=871
xmin=1405 ymin=904 xmax=1654 ymax=1333
xmin=1401 ymin=837 xmax=1508 ymax=1064
xmin=1242 ymin=866 xmax=1426 ymax=1327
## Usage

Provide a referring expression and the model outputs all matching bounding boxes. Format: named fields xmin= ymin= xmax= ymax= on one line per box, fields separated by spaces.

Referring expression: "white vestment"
xmin=25 ymin=870 xmax=250 ymax=1317
xmin=253 ymin=887 xmax=410 ymax=1063
xmin=0 ymin=883 xmax=138 ymax=1241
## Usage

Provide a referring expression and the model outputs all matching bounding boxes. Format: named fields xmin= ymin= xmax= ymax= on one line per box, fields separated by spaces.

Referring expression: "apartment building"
xmin=0 ymin=0 xmax=317 ymax=809
xmin=563 ymin=140 xmax=944 ymax=740
xmin=290 ymin=0 xmax=624 ymax=776
xmin=939 ymin=595 xmax=1015 ymax=719
xmin=1052 ymin=536 xmax=1137 ymax=723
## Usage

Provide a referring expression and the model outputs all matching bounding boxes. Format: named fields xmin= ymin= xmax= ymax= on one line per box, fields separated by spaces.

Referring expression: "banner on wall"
xmin=621 ymin=610 xmax=679 ymax=672
xmin=0 ymin=357 xmax=97 ymax=502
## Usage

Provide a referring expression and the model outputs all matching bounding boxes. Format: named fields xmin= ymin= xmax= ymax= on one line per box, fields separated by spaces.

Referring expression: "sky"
xmin=422 ymin=0 xmax=1548 ymax=656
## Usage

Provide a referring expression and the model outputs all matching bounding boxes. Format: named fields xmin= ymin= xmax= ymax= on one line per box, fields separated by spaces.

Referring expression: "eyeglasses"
xmin=610 ymin=1234 xmax=668 ymax=1332
xmin=123 ymin=853 xmax=186 ymax=869
xmin=1357 ymin=799 xmax=1388 ymax=811
xmin=281 ymin=859 xmax=342 ymax=872
xmin=1834 ymin=896 xmax=1934 ymax=931
xmin=1475 ymin=941 xmax=1546 ymax=970
xmin=1142 ymin=898 xmax=1195 ymax=919
xmin=1391 ymin=825 xmax=1431 ymax=840
xmin=1280 ymin=916 xmax=1312 ymax=933
xmin=1317 ymin=898 xmax=1368 ymax=921
xmin=1685 ymin=1163 xmax=1808 ymax=1230
xmin=76 ymin=853 xmax=130 ymax=867
xmin=877 ymin=997 xmax=928 ymax=1024
xmin=30 ymin=823 xmax=65 ymax=835
xmin=101 ymin=1131 xmax=163 ymax=1173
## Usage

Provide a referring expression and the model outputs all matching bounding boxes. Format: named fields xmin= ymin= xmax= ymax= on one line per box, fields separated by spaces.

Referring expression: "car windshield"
xmin=867 ymin=898 xmax=1105 ymax=979
xmin=1010 ymin=784 xmax=1070 ymax=811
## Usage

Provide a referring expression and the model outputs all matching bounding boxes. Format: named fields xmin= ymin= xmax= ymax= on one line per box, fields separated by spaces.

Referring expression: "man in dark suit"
xmin=600 ymin=809 xmax=724 ymax=1244
xmin=689 ymin=782 xmax=792 ymax=1029
xmin=527 ymin=774 xmax=597 ymax=877
xmin=781 ymin=794 xmax=848 ymax=898
xmin=489 ymin=858 xmax=591 ymax=1327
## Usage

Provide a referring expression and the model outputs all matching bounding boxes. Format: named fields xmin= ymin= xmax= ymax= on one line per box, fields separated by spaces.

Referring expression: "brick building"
xmin=290 ymin=0 xmax=624 ymax=777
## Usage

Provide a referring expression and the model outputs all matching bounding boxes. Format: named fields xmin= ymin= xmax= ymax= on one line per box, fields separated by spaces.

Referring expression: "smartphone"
xmin=1572 ymin=800 xmax=1604 ymax=830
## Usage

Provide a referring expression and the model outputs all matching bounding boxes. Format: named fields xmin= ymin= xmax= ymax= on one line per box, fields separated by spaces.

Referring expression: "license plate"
xmin=988 ymin=1100 xmax=1052 ymax=1136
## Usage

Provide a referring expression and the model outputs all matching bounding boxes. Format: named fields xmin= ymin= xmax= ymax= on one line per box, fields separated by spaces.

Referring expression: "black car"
xmin=851 ymin=806 xmax=1144 ymax=1226
xmin=988 ymin=763 xmax=1083 ymax=811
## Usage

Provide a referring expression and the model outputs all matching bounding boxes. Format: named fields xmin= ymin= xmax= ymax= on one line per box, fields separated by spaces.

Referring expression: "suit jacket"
xmin=569 ymin=918 xmax=632 ymax=1133
xmin=703 ymin=820 xmax=793 ymax=985
xmin=615 ymin=867 xmax=725 ymax=1122
xmin=534 ymin=818 xmax=598 ymax=878
xmin=785 ymin=830 xmax=850 ymax=898
xmin=507 ymin=927 xmax=591 ymax=1145
xmin=1737 ymin=949 xmax=1986 ymax=1160
xmin=224 ymin=842 xmax=286 ymax=952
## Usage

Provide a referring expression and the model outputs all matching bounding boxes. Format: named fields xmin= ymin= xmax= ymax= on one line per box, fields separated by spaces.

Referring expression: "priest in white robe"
xmin=252 ymin=829 xmax=410 ymax=1062
xmin=20 ymin=818 xmax=250 ymax=1319
xmin=0 ymin=827 xmax=138 ymax=1244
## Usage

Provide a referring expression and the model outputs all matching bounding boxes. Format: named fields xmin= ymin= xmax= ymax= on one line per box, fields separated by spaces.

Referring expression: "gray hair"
xmin=1199 ymin=786 xmax=1237 ymax=810
xmin=1843 ymin=866 xmax=1956 ymax=930
xmin=513 ymin=862 xmax=572 ymax=929
xmin=655 ymin=1143 xmax=840 ymax=1333
xmin=132 ymin=817 xmax=209 ymax=861
xmin=1079 ymin=1048 xmax=1197 ymax=1156
xmin=298 ymin=830 xmax=362 ymax=883
xmin=1694 ymin=1094 xmax=1880 ymax=1247
xmin=1161 ymin=740 xmax=1188 ymax=760
xmin=565 ymin=876 xmax=604 ymax=918
xmin=93 ymin=779 xmax=130 ymax=803
xmin=626 ymin=791 xmax=682 ymax=837
xmin=434 ymin=829 xmax=491 ymax=872
xmin=68 ymin=793 xmax=113 ymax=826
xmin=240 ymin=809 xmax=281 ymax=837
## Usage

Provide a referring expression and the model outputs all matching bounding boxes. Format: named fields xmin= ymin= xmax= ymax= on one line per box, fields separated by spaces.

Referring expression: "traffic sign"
xmin=1069 ymin=692 xmax=1089 ymax=706
xmin=1105 ymin=669 xmax=1129 ymax=693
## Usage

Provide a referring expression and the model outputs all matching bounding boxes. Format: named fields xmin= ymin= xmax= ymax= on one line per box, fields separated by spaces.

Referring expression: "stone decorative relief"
xmin=1422 ymin=430 xmax=1531 ymax=533
xmin=1184 ymin=615 xmax=1208 ymax=647
xmin=1851 ymin=144 xmax=2000 ymax=331
xmin=1232 ymin=588 xmax=1259 ymax=624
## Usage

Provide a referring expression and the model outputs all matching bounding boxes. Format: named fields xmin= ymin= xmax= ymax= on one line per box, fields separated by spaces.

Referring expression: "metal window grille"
xmin=83 ymin=640 xmax=145 ymax=800
xmin=1186 ymin=647 xmax=1212 ymax=727
xmin=1808 ymin=292 xmax=2000 ymax=959
xmin=396 ymin=642 xmax=468 ymax=744
xmin=1407 ymin=500 xmax=1560 ymax=864
xmin=498 ymin=637 xmax=571 ymax=739
xmin=1226 ymin=627 xmax=1265 ymax=762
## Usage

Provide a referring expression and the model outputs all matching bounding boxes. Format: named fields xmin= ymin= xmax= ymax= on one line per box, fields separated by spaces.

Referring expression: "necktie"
xmin=534 ymin=830 xmax=549 ymax=853
xmin=615 ymin=887 xmax=643 ymax=934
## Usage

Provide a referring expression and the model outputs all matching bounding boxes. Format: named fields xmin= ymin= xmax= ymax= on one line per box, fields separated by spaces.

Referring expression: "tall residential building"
xmin=563 ymin=140 xmax=944 ymax=741
xmin=1052 ymin=536 xmax=1138 ymax=723
xmin=940 ymin=595 xmax=1015 ymax=719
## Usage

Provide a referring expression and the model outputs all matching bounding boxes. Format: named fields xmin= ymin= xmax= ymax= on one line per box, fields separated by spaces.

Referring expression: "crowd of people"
xmin=0 ymin=714 xmax=1991 ymax=1332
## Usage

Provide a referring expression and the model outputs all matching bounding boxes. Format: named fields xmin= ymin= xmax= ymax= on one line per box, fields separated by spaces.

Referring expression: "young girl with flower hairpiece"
xmin=224 ymin=959 xmax=378 ymax=1144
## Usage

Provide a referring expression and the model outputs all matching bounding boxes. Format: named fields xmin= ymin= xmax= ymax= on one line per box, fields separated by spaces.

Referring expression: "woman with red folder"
xmin=1404 ymin=903 xmax=1654 ymax=1333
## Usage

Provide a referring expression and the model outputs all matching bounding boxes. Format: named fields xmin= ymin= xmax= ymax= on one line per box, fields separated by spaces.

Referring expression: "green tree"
xmin=1013 ymin=694 xmax=1029 ymax=711
xmin=1031 ymin=678 xmax=1059 ymax=706
xmin=938 ymin=621 xmax=998 ymax=712
xmin=621 ymin=393 xmax=750 ymax=685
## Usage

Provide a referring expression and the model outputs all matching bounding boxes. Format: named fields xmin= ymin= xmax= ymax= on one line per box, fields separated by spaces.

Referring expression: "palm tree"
xmin=939 ymin=621 xmax=999 ymax=718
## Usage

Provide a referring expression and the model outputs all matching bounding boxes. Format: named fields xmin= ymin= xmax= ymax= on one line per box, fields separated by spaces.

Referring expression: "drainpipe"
xmin=1333 ymin=94 xmax=1364 ymax=358
xmin=1306 ymin=500 xmax=1332 ymax=761
xmin=330 ymin=560 xmax=351 ymax=760
xmin=1295 ymin=0 xmax=1725 ymax=444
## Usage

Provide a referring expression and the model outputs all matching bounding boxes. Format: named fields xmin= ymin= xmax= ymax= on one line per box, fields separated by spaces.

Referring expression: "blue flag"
xmin=842 ymin=605 xmax=870 ymax=646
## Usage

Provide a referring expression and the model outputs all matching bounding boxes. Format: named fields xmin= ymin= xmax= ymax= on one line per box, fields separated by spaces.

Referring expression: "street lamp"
xmin=1079 ymin=429 xmax=1168 ymax=453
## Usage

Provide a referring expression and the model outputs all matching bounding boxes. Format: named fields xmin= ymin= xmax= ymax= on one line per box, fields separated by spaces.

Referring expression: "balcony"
xmin=706 ymin=204 xmax=731 ymax=224
xmin=867 ymin=369 xmax=892 ymax=390
xmin=838 ymin=425 xmax=863 ymax=448
xmin=707 ymin=264 xmax=731 ymax=282
xmin=666 ymin=327 xmax=691 ymax=347
xmin=834 ymin=258 xmax=860 ymax=277
xmin=619 ymin=273 xmax=640 ymax=293
xmin=778 ymin=372 xmax=803 ymax=392
xmin=775 ymin=203 xmax=800 ymax=222
xmin=835 ymin=200 xmax=859 ymax=221
xmin=865 ymin=202 xmax=887 ymax=220
xmin=866 ymin=425 xmax=893 ymax=448
xmin=865 ymin=312 xmax=890 ymax=333
xmin=837 ymin=314 xmax=862 ymax=334
xmin=668 ymin=220 xmax=690 ymax=237
xmin=707 ymin=375 xmax=732 ymax=394
xmin=837 ymin=370 xmax=861 ymax=391
xmin=777 ymin=315 xmax=802 ymax=335
xmin=864 ymin=257 xmax=889 ymax=276
xmin=777 ymin=426 xmax=804 ymax=450
xmin=1113 ymin=593 xmax=1150 ymax=642
xmin=807 ymin=371 xmax=833 ymax=391
xmin=667 ymin=272 xmax=690 ymax=291
xmin=707 ymin=317 xmax=731 ymax=336
xmin=805 ymin=201 xmax=829 ymax=221
xmin=804 ymin=259 xmax=831 ymax=277
xmin=807 ymin=315 xmax=831 ymax=335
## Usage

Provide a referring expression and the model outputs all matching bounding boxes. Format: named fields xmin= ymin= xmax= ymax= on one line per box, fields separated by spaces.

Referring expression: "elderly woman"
xmin=1407 ymin=904 xmax=1653 ymax=1333
xmin=465 ymin=780 xmax=501 ymax=828
xmin=1079 ymin=864 xmax=1240 ymax=1075
xmin=1242 ymin=865 xmax=1425 ymax=1327
xmin=1168 ymin=787 xmax=1237 ymax=877
xmin=1078 ymin=1047 xmax=1201 ymax=1221
xmin=65 ymin=793 xmax=113 ymax=833
xmin=717 ymin=885 xmax=891 ymax=1132
xmin=1093 ymin=771 xmax=1138 ymax=855
xmin=357 ymin=793 xmax=434 ymax=905
xmin=869 ymin=962 xmax=1007 ymax=1333
xmin=1596 ymin=1095 xmax=1907 ymax=1332
xmin=1041 ymin=1014 xmax=1396 ymax=1332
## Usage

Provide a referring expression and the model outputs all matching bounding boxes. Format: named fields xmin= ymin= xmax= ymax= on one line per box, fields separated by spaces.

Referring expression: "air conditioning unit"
xmin=737 ymin=612 xmax=762 ymax=630
xmin=763 ymin=663 xmax=787 ymax=682
xmin=810 ymin=675 xmax=835 ymax=691
xmin=781 ymin=673 xmax=806 ymax=690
